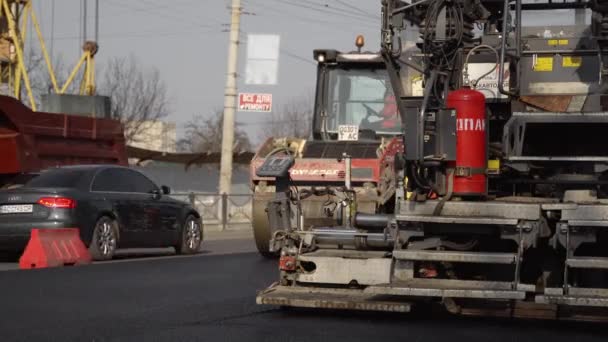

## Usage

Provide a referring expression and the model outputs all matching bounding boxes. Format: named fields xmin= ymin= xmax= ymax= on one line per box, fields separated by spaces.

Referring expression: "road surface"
xmin=0 ymin=229 xmax=256 ymax=271
xmin=1 ymin=234 xmax=608 ymax=341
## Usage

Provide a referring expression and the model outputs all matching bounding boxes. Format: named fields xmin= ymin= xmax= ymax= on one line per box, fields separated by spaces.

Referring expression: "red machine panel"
xmin=250 ymin=137 xmax=405 ymax=185
xmin=0 ymin=96 xmax=127 ymax=178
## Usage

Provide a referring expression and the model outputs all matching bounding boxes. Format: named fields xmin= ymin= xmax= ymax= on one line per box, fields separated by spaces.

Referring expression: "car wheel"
xmin=176 ymin=215 xmax=202 ymax=255
xmin=89 ymin=216 xmax=118 ymax=261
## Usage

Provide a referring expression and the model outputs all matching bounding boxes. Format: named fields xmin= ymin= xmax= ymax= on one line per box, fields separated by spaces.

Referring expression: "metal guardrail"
xmin=170 ymin=193 xmax=253 ymax=230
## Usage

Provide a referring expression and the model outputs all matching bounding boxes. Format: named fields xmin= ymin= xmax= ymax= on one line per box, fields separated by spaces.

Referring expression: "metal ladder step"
xmin=393 ymin=250 xmax=517 ymax=264
xmin=365 ymin=279 xmax=533 ymax=300
xmin=566 ymin=257 xmax=608 ymax=269
xmin=537 ymin=287 xmax=608 ymax=307
xmin=396 ymin=215 xmax=518 ymax=226
xmin=257 ymin=284 xmax=412 ymax=313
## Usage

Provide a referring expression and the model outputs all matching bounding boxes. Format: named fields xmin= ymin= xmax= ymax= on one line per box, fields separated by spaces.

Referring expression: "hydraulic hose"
xmin=433 ymin=169 xmax=454 ymax=216
xmin=463 ymin=44 xmax=500 ymax=88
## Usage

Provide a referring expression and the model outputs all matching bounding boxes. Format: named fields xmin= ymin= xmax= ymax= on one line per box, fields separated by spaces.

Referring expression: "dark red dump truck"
xmin=0 ymin=96 xmax=127 ymax=187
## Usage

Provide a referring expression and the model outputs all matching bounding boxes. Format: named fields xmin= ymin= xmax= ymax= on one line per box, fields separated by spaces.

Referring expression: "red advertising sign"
xmin=238 ymin=93 xmax=272 ymax=112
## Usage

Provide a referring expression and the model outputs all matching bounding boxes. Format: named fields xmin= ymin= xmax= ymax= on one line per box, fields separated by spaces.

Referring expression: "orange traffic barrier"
xmin=19 ymin=228 xmax=92 ymax=269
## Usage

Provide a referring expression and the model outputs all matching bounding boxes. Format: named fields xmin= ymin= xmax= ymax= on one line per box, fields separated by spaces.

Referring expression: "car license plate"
xmin=0 ymin=204 xmax=33 ymax=214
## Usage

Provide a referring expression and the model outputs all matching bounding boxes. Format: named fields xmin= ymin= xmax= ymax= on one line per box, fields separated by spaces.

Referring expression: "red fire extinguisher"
xmin=447 ymin=88 xmax=487 ymax=197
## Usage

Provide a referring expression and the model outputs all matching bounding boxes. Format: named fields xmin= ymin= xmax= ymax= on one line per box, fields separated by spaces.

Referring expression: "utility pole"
xmin=218 ymin=0 xmax=242 ymax=195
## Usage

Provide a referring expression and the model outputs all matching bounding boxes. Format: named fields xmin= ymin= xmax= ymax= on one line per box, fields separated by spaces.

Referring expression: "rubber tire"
xmin=253 ymin=223 xmax=277 ymax=258
xmin=89 ymin=216 xmax=118 ymax=261
xmin=176 ymin=215 xmax=203 ymax=255
xmin=252 ymin=198 xmax=279 ymax=258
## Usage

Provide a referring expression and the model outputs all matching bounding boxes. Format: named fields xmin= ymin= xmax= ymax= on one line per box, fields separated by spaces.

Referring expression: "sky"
xmin=33 ymin=0 xmax=382 ymax=146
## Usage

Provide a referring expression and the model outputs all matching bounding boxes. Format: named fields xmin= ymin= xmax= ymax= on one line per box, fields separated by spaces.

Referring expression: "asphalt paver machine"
xmin=256 ymin=0 xmax=608 ymax=321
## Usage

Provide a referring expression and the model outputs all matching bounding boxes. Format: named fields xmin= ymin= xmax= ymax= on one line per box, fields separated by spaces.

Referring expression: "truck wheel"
xmin=176 ymin=215 xmax=203 ymax=255
xmin=253 ymin=197 xmax=278 ymax=258
xmin=89 ymin=216 xmax=118 ymax=261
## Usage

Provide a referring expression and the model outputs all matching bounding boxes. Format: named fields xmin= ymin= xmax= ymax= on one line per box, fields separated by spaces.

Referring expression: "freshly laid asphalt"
xmin=1 ymin=235 xmax=608 ymax=341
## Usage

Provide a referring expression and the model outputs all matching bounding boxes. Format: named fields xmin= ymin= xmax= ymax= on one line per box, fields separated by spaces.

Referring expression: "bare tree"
xmin=259 ymin=93 xmax=313 ymax=141
xmin=24 ymin=48 xmax=46 ymax=102
xmin=98 ymin=55 xmax=170 ymax=143
xmin=24 ymin=51 xmax=171 ymax=145
xmin=14 ymin=48 xmax=59 ymax=107
xmin=179 ymin=109 xmax=252 ymax=153
xmin=23 ymin=48 xmax=92 ymax=107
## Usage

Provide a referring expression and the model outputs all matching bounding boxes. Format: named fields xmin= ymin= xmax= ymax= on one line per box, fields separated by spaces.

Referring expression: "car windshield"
xmin=324 ymin=67 xmax=401 ymax=135
xmin=25 ymin=169 xmax=90 ymax=189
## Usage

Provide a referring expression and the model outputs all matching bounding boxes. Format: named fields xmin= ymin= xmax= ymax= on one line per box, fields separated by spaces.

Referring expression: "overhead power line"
xmin=104 ymin=0 xmax=217 ymax=30
xmin=46 ymin=28 xmax=223 ymax=42
xmin=301 ymin=0 xmax=380 ymax=19
xmin=273 ymin=0 xmax=379 ymax=22
xmin=334 ymin=0 xmax=378 ymax=18
xmin=239 ymin=36 xmax=314 ymax=67
xmin=136 ymin=0 xmax=225 ymax=25
xmin=242 ymin=0 xmax=377 ymax=31
xmin=280 ymin=48 xmax=315 ymax=65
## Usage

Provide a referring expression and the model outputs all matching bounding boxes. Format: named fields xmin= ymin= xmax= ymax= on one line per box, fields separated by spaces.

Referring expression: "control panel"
xmin=256 ymin=154 xmax=295 ymax=178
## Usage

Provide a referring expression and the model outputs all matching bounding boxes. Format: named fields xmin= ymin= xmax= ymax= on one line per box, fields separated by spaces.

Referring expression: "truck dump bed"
xmin=0 ymin=95 xmax=127 ymax=178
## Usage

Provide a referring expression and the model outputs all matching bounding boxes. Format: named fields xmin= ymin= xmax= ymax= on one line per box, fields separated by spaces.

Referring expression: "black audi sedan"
xmin=0 ymin=165 xmax=203 ymax=260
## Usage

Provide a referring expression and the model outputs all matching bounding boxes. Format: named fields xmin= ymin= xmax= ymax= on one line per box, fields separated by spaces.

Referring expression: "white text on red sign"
xmin=238 ymin=93 xmax=273 ymax=112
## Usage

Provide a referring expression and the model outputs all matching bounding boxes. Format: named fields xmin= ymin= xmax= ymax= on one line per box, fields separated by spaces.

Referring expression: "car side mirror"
xmin=161 ymin=185 xmax=171 ymax=195
xmin=151 ymin=188 xmax=162 ymax=199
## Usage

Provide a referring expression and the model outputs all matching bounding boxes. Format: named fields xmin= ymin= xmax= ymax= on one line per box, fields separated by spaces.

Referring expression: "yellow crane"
xmin=0 ymin=0 xmax=97 ymax=111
